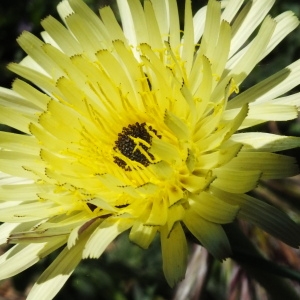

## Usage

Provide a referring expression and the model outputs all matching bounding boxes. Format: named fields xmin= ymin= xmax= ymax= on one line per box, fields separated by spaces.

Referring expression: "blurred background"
xmin=0 ymin=0 xmax=300 ymax=299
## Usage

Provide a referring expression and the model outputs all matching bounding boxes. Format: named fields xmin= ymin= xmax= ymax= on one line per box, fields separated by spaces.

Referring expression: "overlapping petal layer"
xmin=0 ymin=0 xmax=300 ymax=298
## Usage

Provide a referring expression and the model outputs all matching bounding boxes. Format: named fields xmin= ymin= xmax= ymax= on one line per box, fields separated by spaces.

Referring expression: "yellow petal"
xmin=41 ymin=15 xmax=82 ymax=56
xmin=230 ymin=132 xmax=300 ymax=152
xmin=0 ymin=238 xmax=65 ymax=280
xmin=179 ymin=174 xmax=207 ymax=193
xmin=17 ymin=32 xmax=65 ymax=80
xmin=0 ymin=182 xmax=45 ymax=201
xmin=8 ymin=62 xmax=57 ymax=96
xmin=83 ymin=218 xmax=133 ymax=258
xmin=0 ymin=200 xmax=64 ymax=223
xmin=183 ymin=209 xmax=231 ymax=259
xmin=0 ymin=151 xmax=42 ymax=178
xmin=228 ymin=0 xmax=274 ymax=58
xmin=161 ymin=222 xmax=188 ymax=287
xmin=241 ymin=103 xmax=298 ymax=129
xmin=144 ymin=0 xmax=164 ymax=50
xmin=200 ymin=0 xmax=221 ymax=58
xmin=150 ymin=0 xmax=168 ymax=42
xmin=145 ymin=197 xmax=168 ymax=226
xmin=190 ymin=191 xmax=239 ymax=224
xmin=221 ymin=0 xmax=243 ymax=23
xmin=227 ymin=59 xmax=300 ymax=109
xmin=212 ymin=168 xmax=261 ymax=193
xmin=225 ymin=152 xmax=298 ymax=179
xmin=129 ymin=221 xmax=158 ymax=249
xmin=100 ymin=6 xmax=127 ymax=43
xmin=27 ymin=217 xmax=101 ymax=299
xmin=12 ymin=79 xmax=49 ymax=111
xmin=181 ymin=0 xmax=194 ymax=75
xmin=0 ymin=131 xmax=39 ymax=155
xmin=164 ymin=110 xmax=190 ymax=140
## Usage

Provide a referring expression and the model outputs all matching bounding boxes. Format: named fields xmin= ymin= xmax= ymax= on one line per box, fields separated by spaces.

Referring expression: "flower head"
xmin=1 ymin=0 xmax=300 ymax=298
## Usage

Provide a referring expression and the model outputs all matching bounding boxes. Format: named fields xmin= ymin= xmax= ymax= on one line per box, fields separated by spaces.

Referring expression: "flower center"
xmin=113 ymin=122 xmax=161 ymax=171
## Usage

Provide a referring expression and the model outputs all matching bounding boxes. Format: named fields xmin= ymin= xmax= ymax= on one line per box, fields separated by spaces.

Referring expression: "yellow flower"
xmin=1 ymin=0 xmax=300 ymax=298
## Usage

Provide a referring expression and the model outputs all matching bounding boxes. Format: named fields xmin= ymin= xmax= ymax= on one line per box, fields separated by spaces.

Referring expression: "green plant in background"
xmin=0 ymin=0 xmax=300 ymax=299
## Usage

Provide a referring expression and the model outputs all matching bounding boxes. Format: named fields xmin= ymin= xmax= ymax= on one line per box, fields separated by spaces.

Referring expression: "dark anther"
xmin=113 ymin=122 xmax=160 ymax=170
xmin=87 ymin=203 xmax=97 ymax=212
xmin=115 ymin=204 xmax=129 ymax=208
